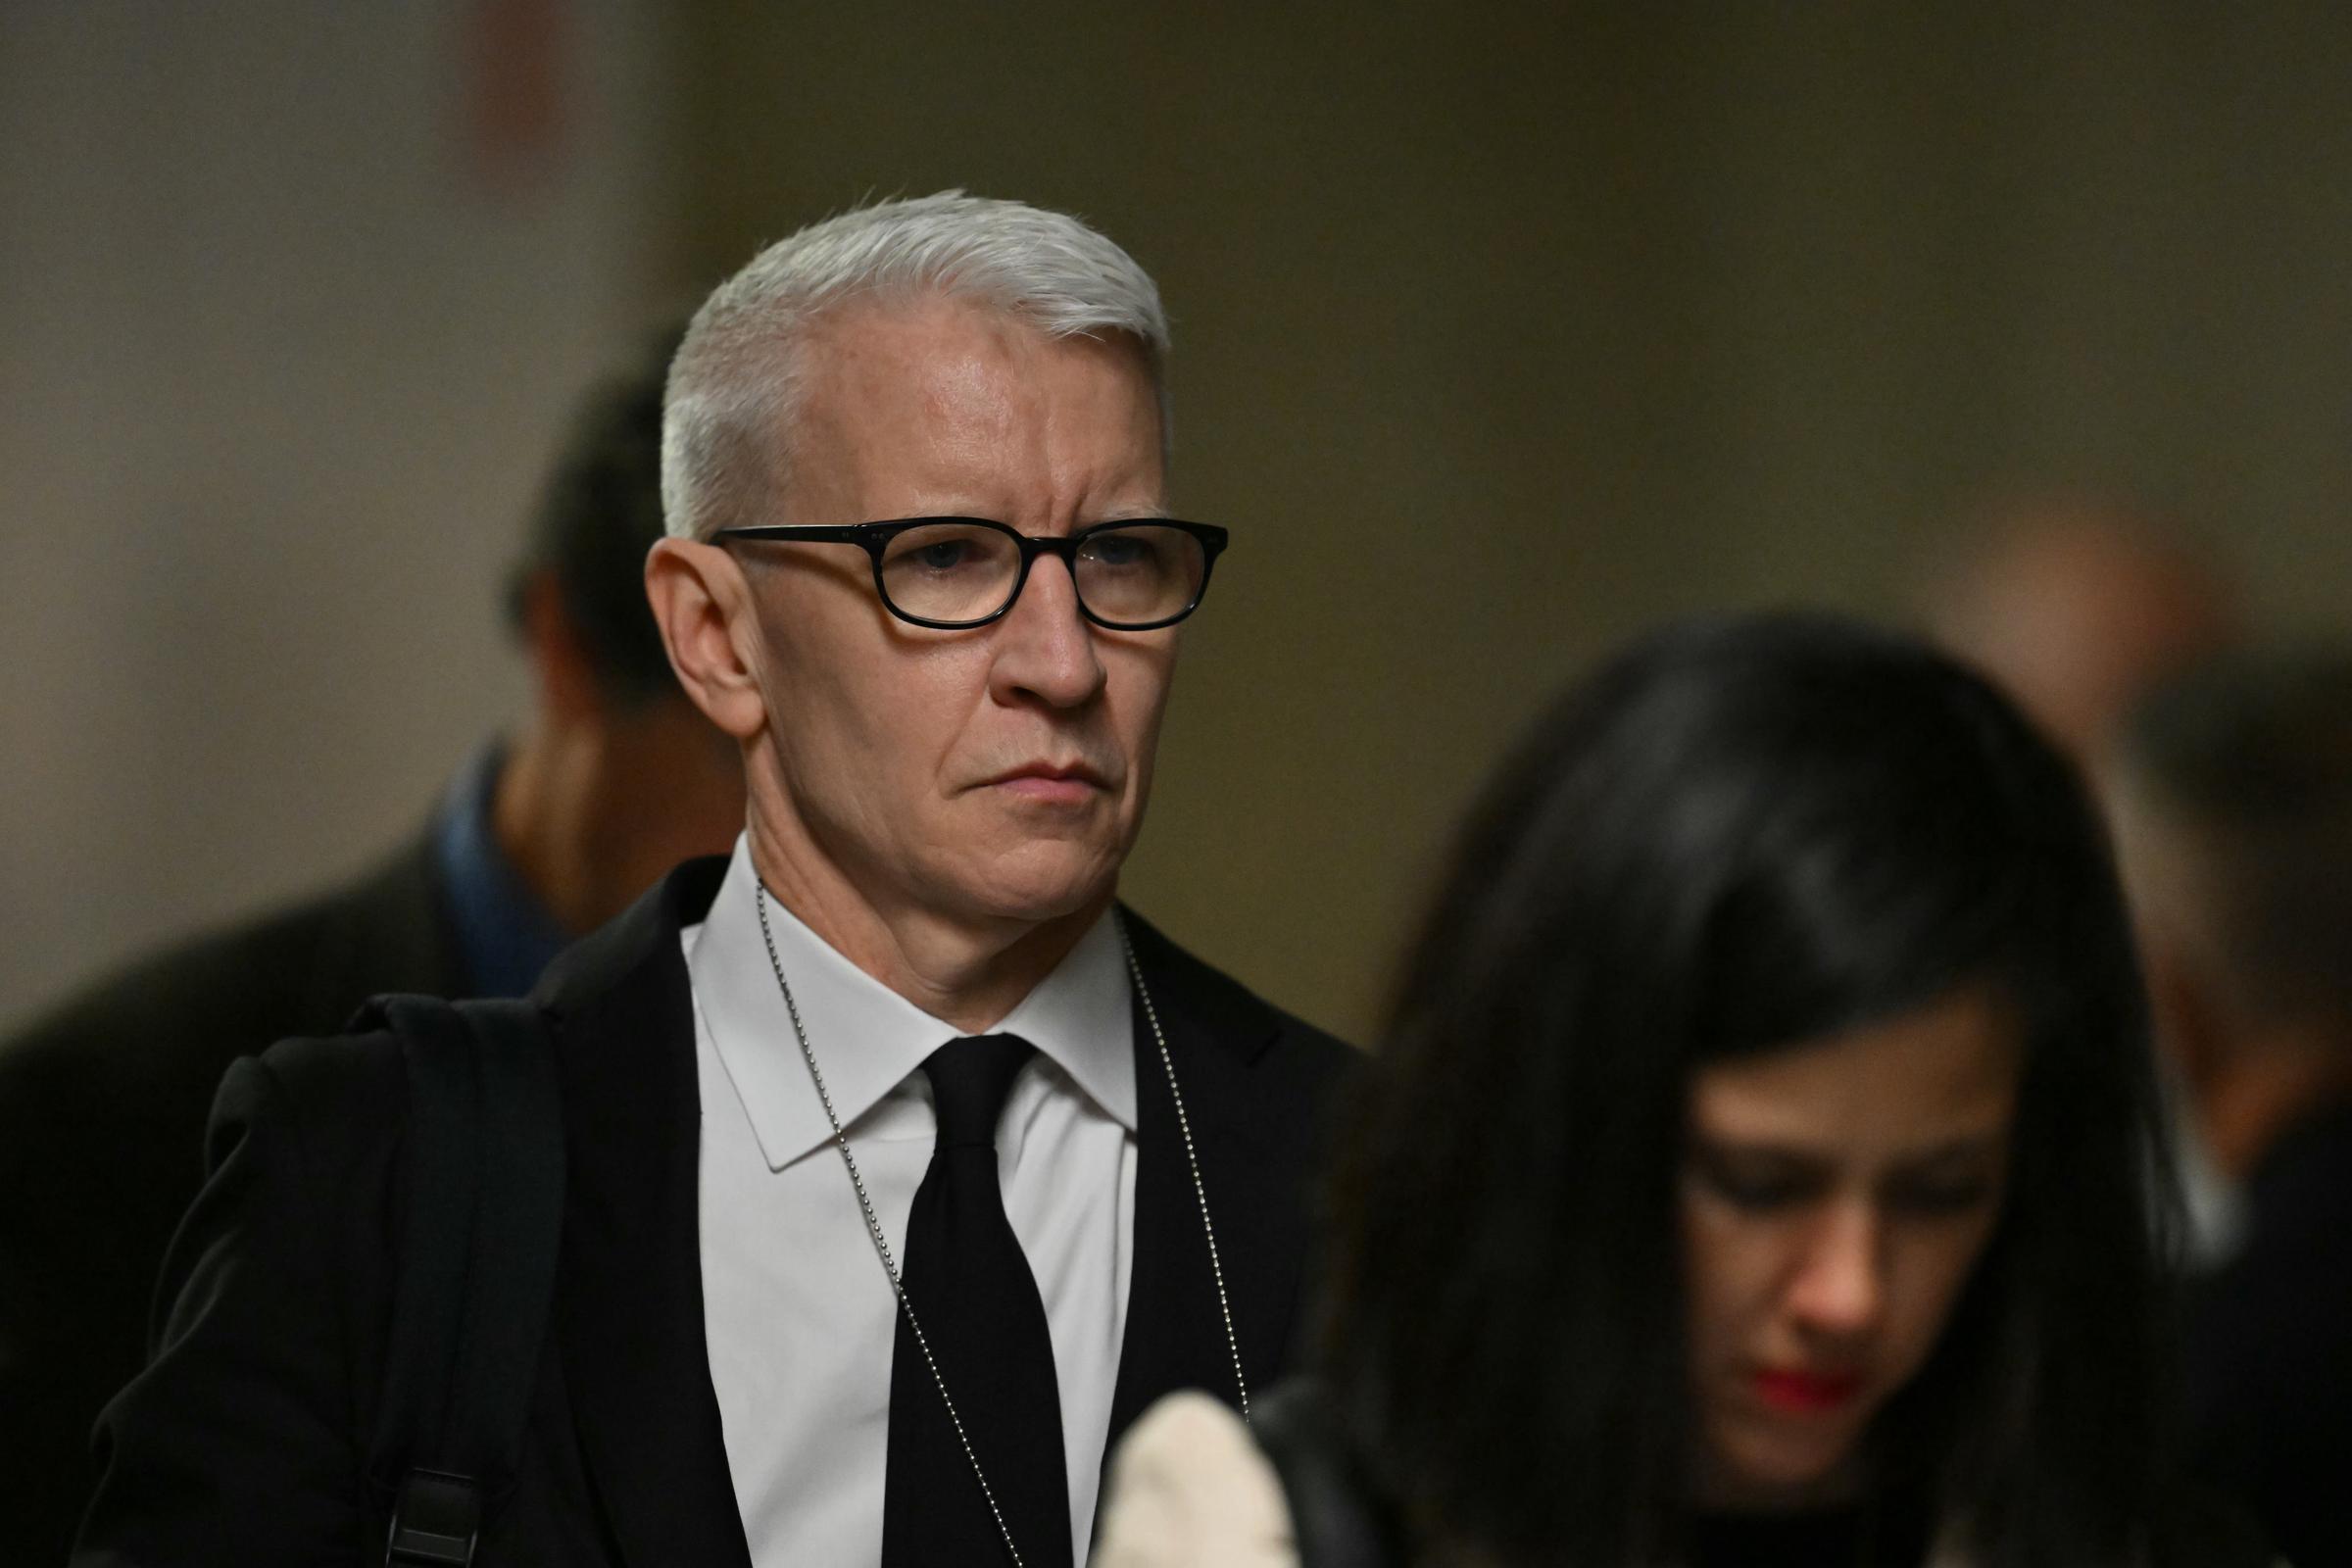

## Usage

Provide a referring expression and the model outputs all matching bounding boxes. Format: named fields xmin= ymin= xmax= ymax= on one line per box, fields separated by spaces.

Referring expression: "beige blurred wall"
xmin=664 ymin=4 xmax=2352 ymax=1044
xmin=1 ymin=1 xmax=673 ymax=1032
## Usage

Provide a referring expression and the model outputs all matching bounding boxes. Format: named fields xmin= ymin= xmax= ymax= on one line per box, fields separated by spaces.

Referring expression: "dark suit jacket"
xmin=0 ymin=834 xmax=466 ymax=1567
xmin=74 ymin=858 xmax=1357 ymax=1566
xmin=2184 ymin=1099 xmax=2352 ymax=1568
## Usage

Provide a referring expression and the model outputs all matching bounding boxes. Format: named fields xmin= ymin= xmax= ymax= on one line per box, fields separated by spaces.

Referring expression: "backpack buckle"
xmin=385 ymin=1467 xmax=482 ymax=1566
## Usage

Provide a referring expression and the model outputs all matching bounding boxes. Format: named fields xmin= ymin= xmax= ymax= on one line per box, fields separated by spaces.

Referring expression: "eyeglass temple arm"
xmin=711 ymin=524 xmax=875 ymax=545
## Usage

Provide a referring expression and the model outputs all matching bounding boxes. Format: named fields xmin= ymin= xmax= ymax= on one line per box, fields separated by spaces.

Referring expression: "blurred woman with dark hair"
xmin=1099 ymin=613 xmax=2271 ymax=1567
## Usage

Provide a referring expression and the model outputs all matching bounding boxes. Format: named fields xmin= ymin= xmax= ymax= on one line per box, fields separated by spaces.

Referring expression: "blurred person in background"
xmin=1921 ymin=493 xmax=2250 ymax=1263
xmin=73 ymin=192 xmax=1353 ymax=1568
xmin=0 ymin=324 xmax=743 ymax=1565
xmin=1100 ymin=614 xmax=2268 ymax=1567
xmin=1922 ymin=494 xmax=2239 ymax=770
xmin=2108 ymin=648 xmax=2352 ymax=1568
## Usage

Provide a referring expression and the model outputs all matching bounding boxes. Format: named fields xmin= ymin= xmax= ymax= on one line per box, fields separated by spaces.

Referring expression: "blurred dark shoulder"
xmin=2142 ymin=1483 xmax=2277 ymax=1568
xmin=0 ymin=831 xmax=462 ymax=1110
xmin=0 ymin=830 xmax=464 ymax=1568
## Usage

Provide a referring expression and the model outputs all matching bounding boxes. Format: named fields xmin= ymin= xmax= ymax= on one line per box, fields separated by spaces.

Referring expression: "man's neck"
xmin=494 ymin=700 xmax=744 ymax=938
xmin=744 ymin=815 xmax=1107 ymax=1035
xmin=492 ymin=722 xmax=614 ymax=937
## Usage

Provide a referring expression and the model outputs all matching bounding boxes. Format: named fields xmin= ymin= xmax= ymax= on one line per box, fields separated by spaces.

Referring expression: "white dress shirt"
xmin=688 ymin=838 xmax=1138 ymax=1567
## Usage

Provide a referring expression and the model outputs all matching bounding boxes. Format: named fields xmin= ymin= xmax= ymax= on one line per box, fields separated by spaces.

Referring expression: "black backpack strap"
xmin=361 ymin=994 xmax=566 ymax=1568
xmin=1248 ymin=1379 xmax=1404 ymax=1568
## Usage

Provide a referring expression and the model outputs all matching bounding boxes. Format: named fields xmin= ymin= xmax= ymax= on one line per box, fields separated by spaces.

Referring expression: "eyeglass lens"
xmin=876 ymin=522 xmax=1207 ymax=626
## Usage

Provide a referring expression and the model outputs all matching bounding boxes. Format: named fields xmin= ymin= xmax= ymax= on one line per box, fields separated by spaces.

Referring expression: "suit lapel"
xmin=1102 ymin=908 xmax=1294 ymax=1457
xmin=530 ymin=879 xmax=1321 ymax=1562
xmin=539 ymin=859 xmax=754 ymax=1568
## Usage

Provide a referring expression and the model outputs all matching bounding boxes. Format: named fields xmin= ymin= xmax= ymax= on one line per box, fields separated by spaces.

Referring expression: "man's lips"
xmin=982 ymin=762 xmax=1113 ymax=800
xmin=1750 ymin=1367 xmax=1865 ymax=1414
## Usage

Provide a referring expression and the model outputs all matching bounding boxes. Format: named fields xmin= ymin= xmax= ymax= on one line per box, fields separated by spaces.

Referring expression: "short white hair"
xmin=661 ymin=190 xmax=1171 ymax=541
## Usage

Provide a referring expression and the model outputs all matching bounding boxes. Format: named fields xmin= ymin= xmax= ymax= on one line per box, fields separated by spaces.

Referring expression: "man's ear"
xmin=646 ymin=538 xmax=767 ymax=741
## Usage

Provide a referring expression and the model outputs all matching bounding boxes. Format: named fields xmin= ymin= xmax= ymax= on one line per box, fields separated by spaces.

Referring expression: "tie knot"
xmin=920 ymin=1034 xmax=1036 ymax=1150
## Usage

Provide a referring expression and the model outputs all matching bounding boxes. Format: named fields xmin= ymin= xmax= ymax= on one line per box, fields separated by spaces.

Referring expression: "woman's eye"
xmin=1714 ymin=1176 xmax=1806 ymax=1211
xmin=1693 ymin=1155 xmax=1816 ymax=1211
xmin=1886 ymin=1177 xmax=1997 ymax=1216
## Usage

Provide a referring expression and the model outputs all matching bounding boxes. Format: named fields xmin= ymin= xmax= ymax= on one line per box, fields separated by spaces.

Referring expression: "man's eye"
xmin=1086 ymin=535 xmax=1154 ymax=569
xmin=912 ymin=541 xmax=975 ymax=571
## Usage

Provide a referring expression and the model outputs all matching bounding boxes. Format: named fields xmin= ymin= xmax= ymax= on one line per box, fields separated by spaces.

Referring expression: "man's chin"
xmin=948 ymin=845 xmax=1124 ymax=928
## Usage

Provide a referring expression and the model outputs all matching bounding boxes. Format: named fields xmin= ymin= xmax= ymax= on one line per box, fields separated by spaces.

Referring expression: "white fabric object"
xmin=1087 ymin=1396 xmax=2098 ymax=1568
xmin=1093 ymin=1393 xmax=1298 ymax=1568
xmin=688 ymin=837 xmax=1137 ymax=1567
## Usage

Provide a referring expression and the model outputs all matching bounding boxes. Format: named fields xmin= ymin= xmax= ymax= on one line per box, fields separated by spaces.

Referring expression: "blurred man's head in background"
xmin=499 ymin=322 xmax=746 ymax=933
xmin=2108 ymin=648 xmax=2352 ymax=1182
xmin=1924 ymin=495 xmax=2239 ymax=767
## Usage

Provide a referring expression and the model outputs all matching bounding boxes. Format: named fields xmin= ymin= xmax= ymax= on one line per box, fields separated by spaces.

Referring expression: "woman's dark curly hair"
xmin=1318 ymin=612 xmax=2175 ymax=1566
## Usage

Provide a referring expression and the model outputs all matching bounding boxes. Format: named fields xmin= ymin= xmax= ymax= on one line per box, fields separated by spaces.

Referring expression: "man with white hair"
xmin=75 ymin=193 xmax=1354 ymax=1567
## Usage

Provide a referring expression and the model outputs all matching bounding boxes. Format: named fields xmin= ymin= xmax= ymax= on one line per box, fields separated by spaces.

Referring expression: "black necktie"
xmin=880 ymin=1034 xmax=1071 ymax=1568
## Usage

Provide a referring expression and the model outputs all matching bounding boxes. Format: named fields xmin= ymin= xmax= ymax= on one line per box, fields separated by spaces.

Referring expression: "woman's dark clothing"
xmin=1240 ymin=1378 xmax=2274 ymax=1568
xmin=1687 ymin=1492 xmax=1933 ymax=1568
xmin=2185 ymin=1098 xmax=2352 ymax=1568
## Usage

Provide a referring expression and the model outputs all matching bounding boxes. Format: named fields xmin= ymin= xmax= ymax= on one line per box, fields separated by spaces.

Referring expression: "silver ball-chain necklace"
xmin=754 ymin=882 xmax=1249 ymax=1568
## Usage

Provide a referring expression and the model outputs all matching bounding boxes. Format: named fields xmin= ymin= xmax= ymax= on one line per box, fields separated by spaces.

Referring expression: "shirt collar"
xmin=687 ymin=837 xmax=1137 ymax=1172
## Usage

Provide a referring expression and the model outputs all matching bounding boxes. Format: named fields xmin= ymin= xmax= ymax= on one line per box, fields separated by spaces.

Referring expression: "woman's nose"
xmin=1785 ymin=1200 xmax=1885 ymax=1340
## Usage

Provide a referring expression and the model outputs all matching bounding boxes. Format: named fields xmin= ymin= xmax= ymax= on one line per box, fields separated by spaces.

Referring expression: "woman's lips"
xmin=1750 ymin=1367 xmax=1865 ymax=1414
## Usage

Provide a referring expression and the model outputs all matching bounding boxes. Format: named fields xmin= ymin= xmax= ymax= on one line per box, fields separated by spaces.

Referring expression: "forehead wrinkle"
xmin=1039 ymin=379 xmax=1164 ymax=519
xmin=792 ymin=300 xmax=1158 ymax=528
xmin=945 ymin=327 xmax=1162 ymax=523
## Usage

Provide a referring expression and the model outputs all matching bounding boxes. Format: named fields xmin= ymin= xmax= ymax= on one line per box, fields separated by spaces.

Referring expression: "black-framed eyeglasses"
xmin=711 ymin=516 xmax=1229 ymax=631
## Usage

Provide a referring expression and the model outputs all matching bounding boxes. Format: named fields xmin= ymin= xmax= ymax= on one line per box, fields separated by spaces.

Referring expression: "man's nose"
xmin=1786 ymin=1200 xmax=1885 ymax=1339
xmin=990 ymin=554 xmax=1107 ymax=710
